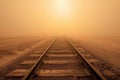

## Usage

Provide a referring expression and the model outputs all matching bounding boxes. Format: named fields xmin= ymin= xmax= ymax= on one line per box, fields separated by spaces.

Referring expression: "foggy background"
xmin=0 ymin=0 xmax=120 ymax=68
xmin=0 ymin=0 xmax=120 ymax=37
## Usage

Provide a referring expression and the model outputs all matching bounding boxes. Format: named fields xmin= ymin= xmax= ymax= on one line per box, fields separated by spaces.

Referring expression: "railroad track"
xmin=5 ymin=38 xmax=108 ymax=80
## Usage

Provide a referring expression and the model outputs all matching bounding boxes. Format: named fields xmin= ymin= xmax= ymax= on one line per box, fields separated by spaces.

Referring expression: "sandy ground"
xmin=74 ymin=36 xmax=120 ymax=68
xmin=0 ymin=37 xmax=49 ymax=67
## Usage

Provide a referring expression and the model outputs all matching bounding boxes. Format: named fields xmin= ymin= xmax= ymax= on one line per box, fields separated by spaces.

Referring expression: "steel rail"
xmin=22 ymin=39 xmax=56 ymax=80
xmin=67 ymin=39 xmax=106 ymax=80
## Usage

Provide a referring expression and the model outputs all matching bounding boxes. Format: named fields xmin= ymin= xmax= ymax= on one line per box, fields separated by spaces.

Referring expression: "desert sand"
xmin=0 ymin=36 xmax=120 ymax=69
xmin=74 ymin=36 xmax=120 ymax=68
xmin=0 ymin=37 xmax=48 ymax=67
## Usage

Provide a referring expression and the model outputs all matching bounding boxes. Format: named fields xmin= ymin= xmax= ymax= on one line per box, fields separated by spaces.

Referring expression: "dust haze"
xmin=0 ymin=0 xmax=120 ymax=37
xmin=0 ymin=0 xmax=120 ymax=67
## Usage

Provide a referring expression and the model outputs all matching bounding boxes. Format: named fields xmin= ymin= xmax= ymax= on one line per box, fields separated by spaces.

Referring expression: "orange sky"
xmin=0 ymin=0 xmax=120 ymax=37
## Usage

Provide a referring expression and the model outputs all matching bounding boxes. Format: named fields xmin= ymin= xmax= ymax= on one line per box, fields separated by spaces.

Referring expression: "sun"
xmin=55 ymin=0 xmax=69 ymax=11
xmin=52 ymin=0 xmax=72 ymax=16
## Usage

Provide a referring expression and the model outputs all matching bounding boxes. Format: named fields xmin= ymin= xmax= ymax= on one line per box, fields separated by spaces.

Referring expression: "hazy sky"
xmin=0 ymin=0 xmax=120 ymax=37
